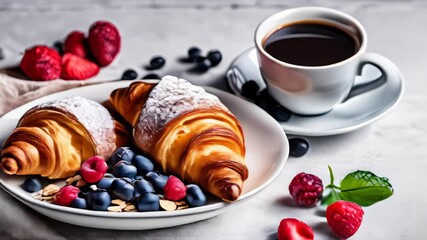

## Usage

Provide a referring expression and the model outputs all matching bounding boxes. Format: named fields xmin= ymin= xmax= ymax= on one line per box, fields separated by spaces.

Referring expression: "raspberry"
xmin=54 ymin=185 xmax=80 ymax=206
xmin=80 ymin=155 xmax=108 ymax=183
xmin=87 ymin=21 xmax=121 ymax=66
xmin=326 ymin=200 xmax=364 ymax=239
xmin=289 ymin=172 xmax=323 ymax=207
xmin=164 ymin=175 xmax=187 ymax=201
xmin=277 ymin=218 xmax=314 ymax=240
xmin=19 ymin=45 xmax=62 ymax=81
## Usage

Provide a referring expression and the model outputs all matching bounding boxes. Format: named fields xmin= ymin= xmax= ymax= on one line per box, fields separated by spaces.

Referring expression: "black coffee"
xmin=263 ymin=22 xmax=358 ymax=66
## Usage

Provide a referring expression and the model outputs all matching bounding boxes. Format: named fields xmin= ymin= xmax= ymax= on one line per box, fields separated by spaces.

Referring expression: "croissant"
xmin=110 ymin=76 xmax=248 ymax=201
xmin=0 ymin=96 xmax=130 ymax=179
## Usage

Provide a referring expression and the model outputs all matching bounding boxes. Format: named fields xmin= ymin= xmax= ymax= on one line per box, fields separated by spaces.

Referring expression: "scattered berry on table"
xmin=185 ymin=184 xmax=207 ymax=207
xmin=164 ymin=175 xmax=187 ymax=201
xmin=188 ymin=46 xmax=202 ymax=61
xmin=0 ymin=46 xmax=4 ymax=60
xmin=87 ymin=190 xmax=111 ymax=211
xmin=60 ymin=53 xmax=100 ymax=80
xmin=112 ymin=160 xmax=137 ymax=179
xmin=326 ymin=200 xmax=364 ymax=239
xmin=70 ymin=197 xmax=87 ymax=209
xmin=241 ymin=80 xmax=260 ymax=100
xmin=206 ymin=49 xmax=222 ymax=67
xmin=191 ymin=57 xmax=212 ymax=73
xmin=136 ymin=192 xmax=160 ymax=212
xmin=277 ymin=218 xmax=314 ymax=240
xmin=80 ymin=155 xmax=108 ymax=183
xmin=109 ymin=147 xmax=135 ymax=165
xmin=272 ymin=105 xmax=292 ymax=122
xmin=288 ymin=172 xmax=323 ymax=207
xmin=87 ymin=21 xmax=121 ymax=67
xmin=20 ymin=45 xmax=62 ymax=81
xmin=146 ymin=56 xmax=166 ymax=70
xmin=289 ymin=138 xmax=309 ymax=157
xmin=110 ymin=178 xmax=135 ymax=201
xmin=134 ymin=179 xmax=155 ymax=197
xmin=52 ymin=41 xmax=64 ymax=56
xmin=54 ymin=185 xmax=80 ymax=206
xmin=141 ymin=73 xmax=161 ymax=80
xmin=63 ymin=30 xmax=88 ymax=58
xmin=121 ymin=69 xmax=138 ymax=80
xmin=21 ymin=177 xmax=42 ymax=193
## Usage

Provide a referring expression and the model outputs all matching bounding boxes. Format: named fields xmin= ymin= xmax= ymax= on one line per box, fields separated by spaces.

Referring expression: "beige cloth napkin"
xmin=0 ymin=70 xmax=87 ymax=116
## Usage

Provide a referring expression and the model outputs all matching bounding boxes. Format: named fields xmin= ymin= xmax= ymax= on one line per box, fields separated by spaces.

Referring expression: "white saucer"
xmin=226 ymin=47 xmax=404 ymax=136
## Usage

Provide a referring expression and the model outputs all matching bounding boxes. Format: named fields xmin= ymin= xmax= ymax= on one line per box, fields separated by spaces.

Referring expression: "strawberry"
xmin=87 ymin=21 xmax=121 ymax=66
xmin=20 ymin=45 xmax=62 ymax=81
xmin=63 ymin=30 xmax=88 ymax=58
xmin=60 ymin=53 xmax=100 ymax=80
xmin=277 ymin=218 xmax=314 ymax=240
xmin=326 ymin=200 xmax=364 ymax=239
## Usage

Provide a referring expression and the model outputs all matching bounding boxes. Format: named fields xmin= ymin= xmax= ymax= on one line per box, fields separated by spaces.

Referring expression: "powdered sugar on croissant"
xmin=139 ymin=76 xmax=228 ymax=130
xmin=31 ymin=96 xmax=116 ymax=158
xmin=1 ymin=96 xmax=128 ymax=179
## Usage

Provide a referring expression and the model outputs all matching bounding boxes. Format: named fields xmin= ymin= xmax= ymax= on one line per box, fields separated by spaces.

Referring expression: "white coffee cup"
xmin=255 ymin=7 xmax=400 ymax=115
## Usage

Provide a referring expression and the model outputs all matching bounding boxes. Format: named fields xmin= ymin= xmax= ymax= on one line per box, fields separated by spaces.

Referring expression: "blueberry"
xmin=134 ymin=179 xmax=155 ymax=197
xmin=206 ymin=49 xmax=222 ymax=67
xmin=241 ymin=80 xmax=260 ymax=100
xmin=289 ymin=138 xmax=309 ymax=157
xmin=145 ymin=171 xmax=169 ymax=193
xmin=21 ymin=178 xmax=42 ymax=193
xmin=134 ymin=175 xmax=144 ymax=181
xmin=112 ymin=160 xmax=137 ymax=179
xmin=191 ymin=58 xmax=211 ymax=73
xmin=0 ymin=47 xmax=4 ymax=60
xmin=97 ymin=176 xmax=116 ymax=190
xmin=185 ymin=184 xmax=207 ymax=207
xmin=188 ymin=46 xmax=202 ymax=61
xmin=109 ymin=147 xmax=135 ymax=165
xmin=132 ymin=155 xmax=154 ymax=175
xmin=141 ymin=73 xmax=161 ymax=80
xmin=110 ymin=178 xmax=135 ymax=201
xmin=87 ymin=190 xmax=111 ymax=211
xmin=70 ymin=197 xmax=87 ymax=209
xmin=135 ymin=192 xmax=160 ymax=212
xmin=53 ymin=40 xmax=63 ymax=55
xmin=272 ymin=105 xmax=292 ymax=122
xmin=146 ymin=56 xmax=165 ymax=70
xmin=121 ymin=69 xmax=138 ymax=80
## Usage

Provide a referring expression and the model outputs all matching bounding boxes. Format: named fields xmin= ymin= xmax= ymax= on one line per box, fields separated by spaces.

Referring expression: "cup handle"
xmin=342 ymin=52 xmax=395 ymax=102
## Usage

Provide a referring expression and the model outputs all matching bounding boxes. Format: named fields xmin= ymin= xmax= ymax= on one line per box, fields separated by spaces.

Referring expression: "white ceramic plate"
xmin=227 ymin=47 xmax=404 ymax=136
xmin=0 ymin=81 xmax=289 ymax=230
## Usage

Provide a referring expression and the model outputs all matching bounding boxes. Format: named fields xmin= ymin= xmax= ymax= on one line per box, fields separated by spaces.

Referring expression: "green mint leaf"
xmin=339 ymin=170 xmax=393 ymax=206
xmin=321 ymin=188 xmax=342 ymax=206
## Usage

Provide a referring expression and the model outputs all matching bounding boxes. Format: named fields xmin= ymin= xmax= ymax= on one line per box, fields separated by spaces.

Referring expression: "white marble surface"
xmin=0 ymin=1 xmax=426 ymax=239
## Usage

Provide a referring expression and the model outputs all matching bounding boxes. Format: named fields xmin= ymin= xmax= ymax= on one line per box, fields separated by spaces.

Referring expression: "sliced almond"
xmin=160 ymin=199 xmax=177 ymax=211
xmin=108 ymin=205 xmax=123 ymax=212
xmin=66 ymin=174 xmax=81 ymax=185
xmin=42 ymin=184 xmax=60 ymax=196
xmin=111 ymin=199 xmax=127 ymax=209
xmin=76 ymin=179 xmax=87 ymax=187
xmin=123 ymin=204 xmax=136 ymax=212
